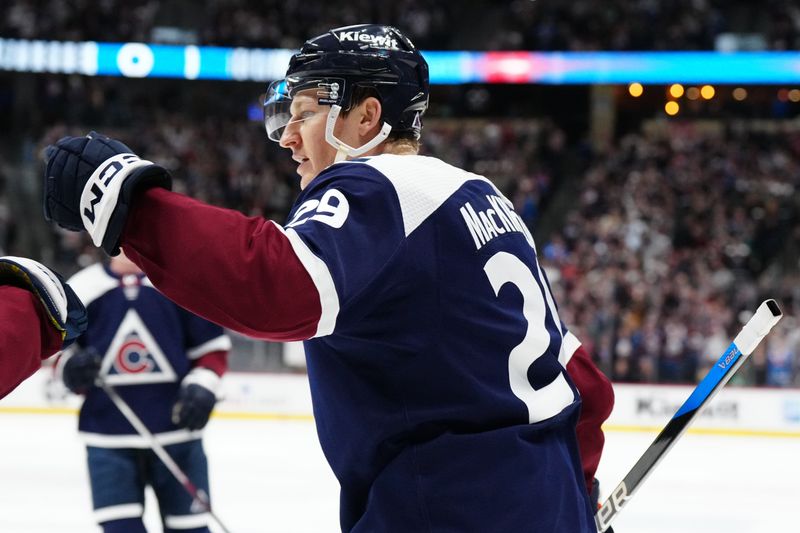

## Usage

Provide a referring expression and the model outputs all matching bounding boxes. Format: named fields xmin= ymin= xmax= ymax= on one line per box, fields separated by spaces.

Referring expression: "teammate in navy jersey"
xmin=0 ymin=256 xmax=87 ymax=398
xmin=58 ymin=251 xmax=231 ymax=533
xmin=43 ymin=24 xmax=613 ymax=532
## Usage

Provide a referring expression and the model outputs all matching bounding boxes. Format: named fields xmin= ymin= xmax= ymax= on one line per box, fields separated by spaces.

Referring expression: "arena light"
xmin=665 ymin=101 xmax=680 ymax=115
xmin=669 ymin=84 xmax=684 ymax=98
xmin=481 ymin=52 xmax=537 ymax=83
xmin=628 ymin=83 xmax=644 ymax=97
xmin=732 ymin=87 xmax=748 ymax=101
xmin=700 ymin=85 xmax=716 ymax=99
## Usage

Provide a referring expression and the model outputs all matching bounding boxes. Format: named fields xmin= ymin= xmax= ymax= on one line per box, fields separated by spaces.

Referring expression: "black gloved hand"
xmin=0 ymin=256 xmax=87 ymax=348
xmin=172 ymin=383 xmax=217 ymax=430
xmin=43 ymin=131 xmax=171 ymax=255
xmin=62 ymin=348 xmax=102 ymax=394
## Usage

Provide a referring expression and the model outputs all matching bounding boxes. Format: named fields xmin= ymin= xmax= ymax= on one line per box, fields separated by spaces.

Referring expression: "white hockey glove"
xmin=0 ymin=256 xmax=87 ymax=348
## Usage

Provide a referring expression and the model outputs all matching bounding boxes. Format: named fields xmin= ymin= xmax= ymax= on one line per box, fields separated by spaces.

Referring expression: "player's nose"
xmin=279 ymin=123 xmax=300 ymax=149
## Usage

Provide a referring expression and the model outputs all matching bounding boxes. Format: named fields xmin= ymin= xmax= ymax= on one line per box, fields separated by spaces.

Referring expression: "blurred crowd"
xmin=493 ymin=0 xmax=799 ymax=51
xmin=3 ymin=2 xmax=800 ymax=386
xmin=1 ymin=0 xmax=452 ymax=49
xmin=540 ymin=122 xmax=800 ymax=386
xmin=3 ymin=0 xmax=800 ymax=51
xmin=495 ymin=0 xmax=727 ymax=51
xmin=13 ymin=100 xmax=800 ymax=387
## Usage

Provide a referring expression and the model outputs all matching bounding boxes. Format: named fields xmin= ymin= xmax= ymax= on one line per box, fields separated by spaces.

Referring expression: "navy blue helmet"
xmin=263 ymin=24 xmax=430 ymax=145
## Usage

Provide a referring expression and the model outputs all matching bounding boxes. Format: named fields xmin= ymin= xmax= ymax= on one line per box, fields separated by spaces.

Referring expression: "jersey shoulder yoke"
xmin=349 ymin=154 xmax=494 ymax=237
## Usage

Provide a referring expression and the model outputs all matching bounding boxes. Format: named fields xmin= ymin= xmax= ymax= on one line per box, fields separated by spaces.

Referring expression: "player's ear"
xmin=358 ymin=97 xmax=382 ymax=137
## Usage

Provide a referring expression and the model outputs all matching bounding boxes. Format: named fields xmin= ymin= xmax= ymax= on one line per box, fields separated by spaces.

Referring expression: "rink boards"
xmin=4 ymin=370 xmax=800 ymax=438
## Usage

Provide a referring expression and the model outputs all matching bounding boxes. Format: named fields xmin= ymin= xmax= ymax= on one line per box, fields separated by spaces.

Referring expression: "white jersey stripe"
xmin=164 ymin=513 xmax=211 ymax=529
xmin=94 ymin=503 xmax=144 ymax=523
xmin=279 ymin=223 xmax=340 ymax=338
xmin=187 ymin=335 xmax=232 ymax=359
xmin=67 ymin=263 xmax=119 ymax=307
xmin=80 ymin=428 xmax=202 ymax=448
xmin=561 ymin=330 xmax=582 ymax=365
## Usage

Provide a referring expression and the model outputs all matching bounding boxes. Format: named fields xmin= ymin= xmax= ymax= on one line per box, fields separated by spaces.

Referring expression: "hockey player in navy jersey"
xmin=43 ymin=24 xmax=613 ymax=532
xmin=57 ymin=250 xmax=231 ymax=533
xmin=0 ymin=256 xmax=87 ymax=398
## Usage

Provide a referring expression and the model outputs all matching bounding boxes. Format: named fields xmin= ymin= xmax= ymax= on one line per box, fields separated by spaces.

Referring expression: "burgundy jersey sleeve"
xmin=565 ymin=339 xmax=615 ymax=494
xmin=121 ymin=188 xmax=322 ymax=341
xmin=0 ymin=286 xmax=63 ymax=398
xmin=192 ymin=350 xmax=228 ymax=377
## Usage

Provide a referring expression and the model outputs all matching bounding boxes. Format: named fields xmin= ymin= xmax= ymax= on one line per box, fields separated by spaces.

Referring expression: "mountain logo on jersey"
xmin=100 ymin=309 xmax=177 ymax=385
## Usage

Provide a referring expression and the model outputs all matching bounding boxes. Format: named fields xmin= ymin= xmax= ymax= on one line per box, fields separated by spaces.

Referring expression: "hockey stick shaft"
xmin=595 ymin=299 xmax=782 ymax=532
xmin=99 ymin=380 xmax=232 ymax=533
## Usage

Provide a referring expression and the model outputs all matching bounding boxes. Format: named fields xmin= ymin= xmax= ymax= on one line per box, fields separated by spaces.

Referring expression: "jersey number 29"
xmin=484 ymin=251 xmax=574 ymax=424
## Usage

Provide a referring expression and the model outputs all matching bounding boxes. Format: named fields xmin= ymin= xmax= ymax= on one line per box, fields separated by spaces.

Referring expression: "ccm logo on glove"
xmin=83 ymin=155 xmax=141 ymax=222
xmin=44 ymin=132 xmax=171 ymax=255
xmin=80 ymin=153 xmax=153 ymax=244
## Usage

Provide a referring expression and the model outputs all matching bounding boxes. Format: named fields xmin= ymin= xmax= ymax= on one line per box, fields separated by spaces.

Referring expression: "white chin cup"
xmin=324 ymin=105 xmax=392 ymax=162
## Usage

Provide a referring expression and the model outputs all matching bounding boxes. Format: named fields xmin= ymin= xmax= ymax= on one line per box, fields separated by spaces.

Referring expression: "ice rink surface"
xmin=0 ymin=410 xmax=797 ymax=532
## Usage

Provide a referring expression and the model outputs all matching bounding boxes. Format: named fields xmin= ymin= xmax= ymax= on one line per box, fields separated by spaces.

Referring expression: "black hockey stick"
xmin=595 ymin=299 xmax=782 ymax=532
xmin=99 ymin=380 xmax=232 ymax=533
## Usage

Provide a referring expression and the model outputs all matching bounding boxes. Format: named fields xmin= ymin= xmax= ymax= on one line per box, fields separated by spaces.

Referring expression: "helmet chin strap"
xmin=324 ymin=105 xmax=392 ymax=162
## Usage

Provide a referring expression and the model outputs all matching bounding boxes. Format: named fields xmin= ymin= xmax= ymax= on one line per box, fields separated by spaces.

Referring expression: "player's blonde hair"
xmin=343 ymin=86 xmax=422 ymax=154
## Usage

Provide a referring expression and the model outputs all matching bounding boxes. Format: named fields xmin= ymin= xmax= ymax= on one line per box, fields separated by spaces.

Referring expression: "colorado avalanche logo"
xmin=101 ymin=309 xmax=177 ymax=385
xmin=115 ymin=335 xmax=154 ymax=374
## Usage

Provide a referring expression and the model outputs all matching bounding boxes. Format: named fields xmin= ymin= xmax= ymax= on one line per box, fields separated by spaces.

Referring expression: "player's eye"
xmin=288 ymin=111 xmax=316 ymax=124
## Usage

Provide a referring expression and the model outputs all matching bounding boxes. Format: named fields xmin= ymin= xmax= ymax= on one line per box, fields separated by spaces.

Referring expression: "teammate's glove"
xmin=61 ymin=348 xmax=102 ymax=394
xmin=171 ymin=368 xmax=221 ymax=430
xmin=0 ymin=256 xmax=87 ymax=348
xmin=43 ymin=131 xmax=172 ymax=255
